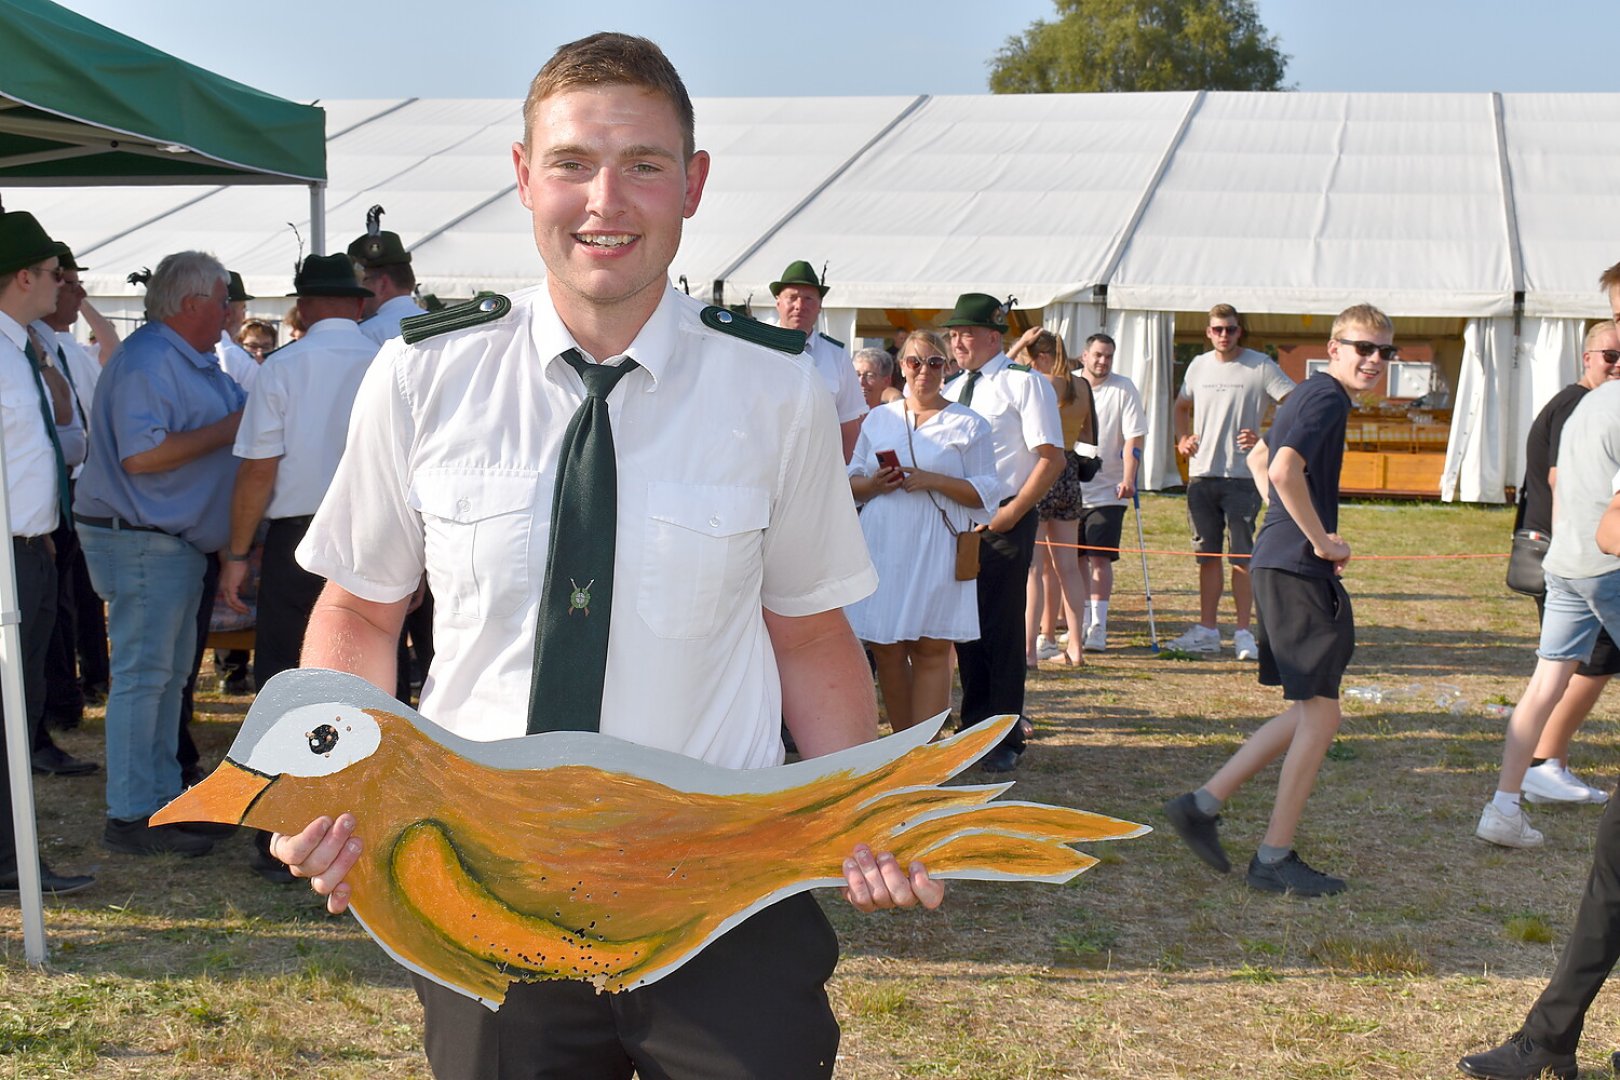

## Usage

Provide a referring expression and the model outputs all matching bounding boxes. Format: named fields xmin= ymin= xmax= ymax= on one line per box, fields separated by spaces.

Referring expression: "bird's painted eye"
xmin=306 ymin=724 xmax=340 ymax=756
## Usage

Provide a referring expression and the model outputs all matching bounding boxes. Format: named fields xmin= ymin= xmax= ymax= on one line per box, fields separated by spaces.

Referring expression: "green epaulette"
xmin=700 ymin=306 xmax=806 ymax=354
xmin=817 ymin=331 xmax=845 ymax=349
xmin=261 ymin=343 xmax=286 ymax=362
xmin=1007 ymin=362 xmax=1033 ymax=373
xmin=400 ymin=292 xmax=512 ymax=345
xmin=943 ymin=370 xmax=964 ymax=385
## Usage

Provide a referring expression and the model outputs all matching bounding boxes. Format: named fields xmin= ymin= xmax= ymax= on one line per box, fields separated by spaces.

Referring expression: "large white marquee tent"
xmin=12 ymin=90 xmax=1619 ymax=503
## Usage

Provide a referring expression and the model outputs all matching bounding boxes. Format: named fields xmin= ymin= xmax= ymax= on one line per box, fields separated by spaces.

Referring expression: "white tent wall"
xmin=1441 ymin=317 xmax=1516 ymax=503
xmin=1105 ymin=309 xmax=1177 ymax=491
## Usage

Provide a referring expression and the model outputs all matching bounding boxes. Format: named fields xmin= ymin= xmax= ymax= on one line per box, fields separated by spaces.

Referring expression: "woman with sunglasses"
xmin=845 ymin=330 xmax=1004 ymax=731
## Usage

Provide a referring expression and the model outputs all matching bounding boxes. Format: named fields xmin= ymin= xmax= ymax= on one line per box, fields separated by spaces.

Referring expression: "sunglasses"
xmin=27 ymin=264 xmax=65 ymax=283
xmin=903 ymin=355 xmax=948 ymax=370
xmin=1334 ymin=338 xmax=1400 ymax=361
xmin=1209 ymin=325 xmax=1241 ymax=336
xmin=1591 ymin=349 xmax=1620 ymax=365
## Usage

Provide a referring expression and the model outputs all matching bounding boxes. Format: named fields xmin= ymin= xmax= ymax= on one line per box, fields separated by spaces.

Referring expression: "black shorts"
xmin=1187 ymin=477 xmax=1262 ymax=562
xmin=1077 ymin=504 xmax=1127 ymax=562
xmin=1253 ymin=567 xmax=1355 ymax=701
xmin=1535 ymin=593 xmax=1620 ymax=676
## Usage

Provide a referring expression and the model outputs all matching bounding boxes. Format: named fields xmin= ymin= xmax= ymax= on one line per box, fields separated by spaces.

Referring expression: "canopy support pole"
xmin=309 ymin=182 xmax=326 ymax=256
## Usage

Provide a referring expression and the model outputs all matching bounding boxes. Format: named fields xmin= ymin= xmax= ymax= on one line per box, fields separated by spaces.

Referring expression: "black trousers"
xmin=396 ymin=588 xmax=435 ymax=706
xmin=43 ymin=514 xmax=84 ymax=724
xmin=1522 ymin=782 xmax=1620 ymax=1053
xmin=413 ymin=893 xmax=840 ymax=1080
xmin=252 ymin=516 xmax=322 ymax=689
xmin=956 ymin=506 xmax=1038 ymax=751
xmin=0 ymin=538 xmax=57 ymax=875
xmin=176 ymin=552 xmax=221 ymax=772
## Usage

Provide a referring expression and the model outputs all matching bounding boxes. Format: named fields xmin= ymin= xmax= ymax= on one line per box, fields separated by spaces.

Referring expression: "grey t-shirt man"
xmin=1177 ymin=348 xmax=1295 ymax=479
xmin=1545 ymin=380 xmax=1620 ymax=581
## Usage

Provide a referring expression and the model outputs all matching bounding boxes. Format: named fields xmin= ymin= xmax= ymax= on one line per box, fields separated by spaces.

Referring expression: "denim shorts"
xmin=1538 ymin=570 xmax=1620 ymax=664
xmin=1187 ymin=476 xmax=1262 ymax=562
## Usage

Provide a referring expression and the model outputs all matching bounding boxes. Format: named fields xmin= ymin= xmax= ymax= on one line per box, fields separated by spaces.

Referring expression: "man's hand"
xmin=1176 ymin=433 xmax=1199 ymax=457
xmin=841 ymin=843 xmax=945 ymax=912
xmin=270 ymin=813 xmax=363 ymax=915
xmin=1236 ymin=427 xmax=1260 ymax=452
xmin=220 ymin=557 xmax=251 ymax=615
xmin=986 ymin=502 xmax=1023 ymax=533
xmin=1313 ymin=532 xmax=1351 ymax=573
xmin=1115 ymin=478 xmax=1136 ymax=501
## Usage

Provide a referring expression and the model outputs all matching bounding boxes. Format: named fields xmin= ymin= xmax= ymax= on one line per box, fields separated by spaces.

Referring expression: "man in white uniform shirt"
xmin=940 ymin=293 xmax=1064 ymax=773
xmin=1075 ymin=332 xmax=1146 ymax=652
xmin=274 ymin=32 xmax=941 ymax=1080
xmin=1171 ymin=303 xmax=1294 ymax=659
xmin=215 ymin=271 xmax=259 ymax=394
xmin=348 ymin=208 xmax=425 ymax=346
xmin=771 ymin=260 xmax=866 ymax=462
xmin=0 ymin=208 xmax=95 ymax=894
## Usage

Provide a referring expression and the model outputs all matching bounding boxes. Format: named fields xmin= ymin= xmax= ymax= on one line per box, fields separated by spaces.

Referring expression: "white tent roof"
xmin=13 ymin=90 xmax=1619 ymax=320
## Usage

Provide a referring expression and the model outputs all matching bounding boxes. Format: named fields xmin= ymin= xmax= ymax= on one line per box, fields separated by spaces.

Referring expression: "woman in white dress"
xmin=846 ymin=330 xmax=1004 ymax=731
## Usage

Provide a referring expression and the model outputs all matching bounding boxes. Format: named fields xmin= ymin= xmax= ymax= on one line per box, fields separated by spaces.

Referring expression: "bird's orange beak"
xmin=150 ymin=760 xmax=271 ymax=827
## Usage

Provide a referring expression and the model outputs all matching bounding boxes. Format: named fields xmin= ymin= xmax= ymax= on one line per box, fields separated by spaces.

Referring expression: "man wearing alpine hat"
xmin=939 ymin=293 xmax=1064 ymax=772
xmin=348 ymin=206 xmax=424 ymax=347
xmin=772 ymin=260 xmax=866 ymax=462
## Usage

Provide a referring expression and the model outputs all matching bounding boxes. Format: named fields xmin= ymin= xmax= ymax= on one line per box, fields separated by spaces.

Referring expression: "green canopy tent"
xmin=0 ymin=0 xmax=327 ymax=239
xmin=0 ymin=0 xmax=327 ymax=968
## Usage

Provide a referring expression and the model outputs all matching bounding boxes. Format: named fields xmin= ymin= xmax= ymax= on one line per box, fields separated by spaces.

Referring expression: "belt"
xmin=72 ymin=513 xmax=169 ymax=536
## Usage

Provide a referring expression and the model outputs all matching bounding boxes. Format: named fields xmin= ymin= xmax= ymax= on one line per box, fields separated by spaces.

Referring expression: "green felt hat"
xmin=347 ymin=229 xmax=411 ymax=268
xmin=287 ymin=253 xmax=374 ymax=298
xmin=940 ymin=292 xmax=1008 ymax=331
xmin=57 ymin=246 xmax=86 ymax=272
xmin=769 ymin=260 xmax=828 ymax=297
xmin=0 ymin=211 xmax=71 ymax=277
xmin=226 ymin=270 xmax=254 ymax=302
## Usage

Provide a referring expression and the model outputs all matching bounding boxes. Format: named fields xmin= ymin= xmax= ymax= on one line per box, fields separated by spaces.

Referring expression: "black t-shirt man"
xmin=1521 ymin=382 xmax=1591 ymax=536
xmin=1250 ymin=372 xmax=1351 ymax=578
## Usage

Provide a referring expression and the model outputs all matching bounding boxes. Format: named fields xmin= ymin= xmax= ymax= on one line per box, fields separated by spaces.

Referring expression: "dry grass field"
xmin=4 ymin=496 xmax=1619 ymax=1078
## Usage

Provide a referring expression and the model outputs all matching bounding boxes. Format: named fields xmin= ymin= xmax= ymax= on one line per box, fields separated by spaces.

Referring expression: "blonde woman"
xmin=846 ymin=330 xmax=1004 ymax=730
xmin=1011 ymin=327 xmax=1094 ymax=668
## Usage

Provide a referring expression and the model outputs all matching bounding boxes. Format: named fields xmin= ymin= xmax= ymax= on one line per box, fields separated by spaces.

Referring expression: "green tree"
xmin=989 ymin=0 xmax=1290 ymax=94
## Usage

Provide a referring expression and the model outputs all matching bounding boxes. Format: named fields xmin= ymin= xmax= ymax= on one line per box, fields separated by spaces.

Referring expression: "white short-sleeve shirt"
xmin=217 ymin=332 xmax=259 ymax=395
xmin=0 ymin=312 xmax=65 ymax=537
xmin=941 ymin=352 xmax=1064 ymax=497
xmin=298 ymin=285 xmax=876 ymax=769
xmin=1080 ymin=372 xmax=1148 ymax=508
xmin=800 ymin=332 xmax=867 ymax=425
xmin=233 ymin=317 xmax=379 ymax=519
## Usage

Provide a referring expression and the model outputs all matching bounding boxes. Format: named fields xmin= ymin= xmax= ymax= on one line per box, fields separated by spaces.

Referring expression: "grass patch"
xmin=1310 ymin=936 xmax=1433 ymax=976
xmin=1504 ymin=913 xmax=1557 ymax=944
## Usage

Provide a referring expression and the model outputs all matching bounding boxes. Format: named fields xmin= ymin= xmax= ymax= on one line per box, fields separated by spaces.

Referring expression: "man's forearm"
xmin=122 ymin=412 xmax=242 ymax=474
xmin=1122 ymin=436 xmax=1142 ymax=487
xmin=1268 ymin=450 xmax=1328 ymax=550
xmin=1006 ymin=447 xmax=1064 ymax=520
xmin=228 ymin=458 xmax=279 ymax=555
xmin=765 ymin=607 xmax=878 ymax=758
xmin=301 ymin=582 xmax=408 ymax=691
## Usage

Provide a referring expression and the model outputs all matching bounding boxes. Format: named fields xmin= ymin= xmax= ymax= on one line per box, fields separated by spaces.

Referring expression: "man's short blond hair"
xmin=1598 ymin=261 xmax=1620 ymax=292
xmin=1586 ymin=320 xmax=1619 ymax=351
xmin=1330 ymin=303 xmax=1393 ymax=340
xmin=522 ymin=32 xmax=695 ymax=160
xmin=1208 ymin=303 xmax=1240 ymax=326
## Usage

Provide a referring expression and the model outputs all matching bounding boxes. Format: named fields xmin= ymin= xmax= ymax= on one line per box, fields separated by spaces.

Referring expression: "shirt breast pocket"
xmin=409 ymin=469 xmax=542 ymax=621
xmin=638 ymin=482 xmax=770 ymax=639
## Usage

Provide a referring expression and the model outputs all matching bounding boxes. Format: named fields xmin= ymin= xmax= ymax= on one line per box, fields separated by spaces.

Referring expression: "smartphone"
xmin=876 ymin=449 xmax=902 ymax=471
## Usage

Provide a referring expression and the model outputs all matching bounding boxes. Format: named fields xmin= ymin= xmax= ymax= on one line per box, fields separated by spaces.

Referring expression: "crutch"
xmin=1130 ymin=448 xmax=1159 ymax=652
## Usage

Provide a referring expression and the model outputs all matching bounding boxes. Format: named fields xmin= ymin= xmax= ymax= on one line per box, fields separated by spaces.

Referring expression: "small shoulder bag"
xmin=905 ymin=411 xmax=980 ymax=581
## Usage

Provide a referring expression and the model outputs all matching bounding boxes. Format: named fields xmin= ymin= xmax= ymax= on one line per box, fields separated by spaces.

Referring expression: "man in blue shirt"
xmin=1166 ymin=304 xmax=1394 ymax=897
xmin=74 ymin=251 xmax=245 ymax=857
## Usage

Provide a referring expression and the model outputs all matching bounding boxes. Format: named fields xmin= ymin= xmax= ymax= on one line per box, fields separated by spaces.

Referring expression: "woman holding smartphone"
xmin=846 ymin=330 xmax=1005 ymax=731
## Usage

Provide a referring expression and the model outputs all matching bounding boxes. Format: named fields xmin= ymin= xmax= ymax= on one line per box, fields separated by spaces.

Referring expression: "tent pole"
xmin=0 ymin=436 xmax=47 ymax=966
xmin=309 ymin=182 xmax=326 ymax=256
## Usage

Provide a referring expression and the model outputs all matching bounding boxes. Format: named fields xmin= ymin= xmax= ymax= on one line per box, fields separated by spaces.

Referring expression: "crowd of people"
xmin=6 ymin=28 xmax=1620 ymax=1080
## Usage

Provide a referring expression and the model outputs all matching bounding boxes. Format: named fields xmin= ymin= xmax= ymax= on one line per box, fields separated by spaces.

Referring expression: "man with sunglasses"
xmin=1459 ymin=264 xmax=1620 ymax=1080
xmin=1171 ymin=305 xmax=1294 ymax=659
xmin=1167 ymin=305 xmax=1392 ymax=898
xmin=1498 ymin=322 xmax=1620 ymax=815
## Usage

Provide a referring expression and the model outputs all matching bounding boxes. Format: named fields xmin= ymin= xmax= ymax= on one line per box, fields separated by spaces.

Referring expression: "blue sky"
xmin=58 ymin=0 xmax=1617 ymax=100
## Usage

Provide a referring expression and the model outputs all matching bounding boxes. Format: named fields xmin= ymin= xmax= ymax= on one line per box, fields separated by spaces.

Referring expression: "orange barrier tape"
xmin=1034 ymin=538 xmax=1508 ymax=561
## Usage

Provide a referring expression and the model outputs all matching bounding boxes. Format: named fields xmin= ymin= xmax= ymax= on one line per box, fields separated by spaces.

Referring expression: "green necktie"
xmin=958 ymin=370 xmax=982 ymax=407
xmin=22 ymin=338 xmax=71 ymax=523
xmin=53 ymin=342 xmax=88 ymax=429
xmin=526 ymin=349 xmax=640 ymax=735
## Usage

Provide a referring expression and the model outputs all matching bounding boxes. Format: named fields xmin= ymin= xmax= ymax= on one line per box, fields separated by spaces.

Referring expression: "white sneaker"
xmin=1035 ymin=635 xmax=1063 ymax=661
xmin=1569 ymin=765 xmax=1611 ymax=805
xmin=1523 ymin=759 xmax=1598 ymax=805
xmin=1056 ymin=630 xmax=1070 ymax=647
xmin=1476 ymin=803 xmax=1545 ymax=848
xmin=1166 ymin=625 xmax=1221 ymax=653
xmin=1083 ymin=624 xmax=1107 ymax=652
xmin=1233 ymin=628 xmax=1259 ymax=661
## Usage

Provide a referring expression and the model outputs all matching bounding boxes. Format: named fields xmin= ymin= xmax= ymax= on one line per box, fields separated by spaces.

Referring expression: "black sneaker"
xmin=1165 ymin=792 xmax=1230 ymax=873
xmin=103 ymin=817 xmax=214 ymax=857
xmin=1457 ymin=1031 xmax=1576 ymax=1079
xmin=1245 ymin=851 xmax=1346 ymax=897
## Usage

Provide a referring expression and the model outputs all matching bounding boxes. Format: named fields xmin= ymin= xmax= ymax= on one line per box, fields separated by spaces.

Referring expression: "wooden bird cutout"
xmin=155 ymin=669 xmax=1147 ymax=1009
